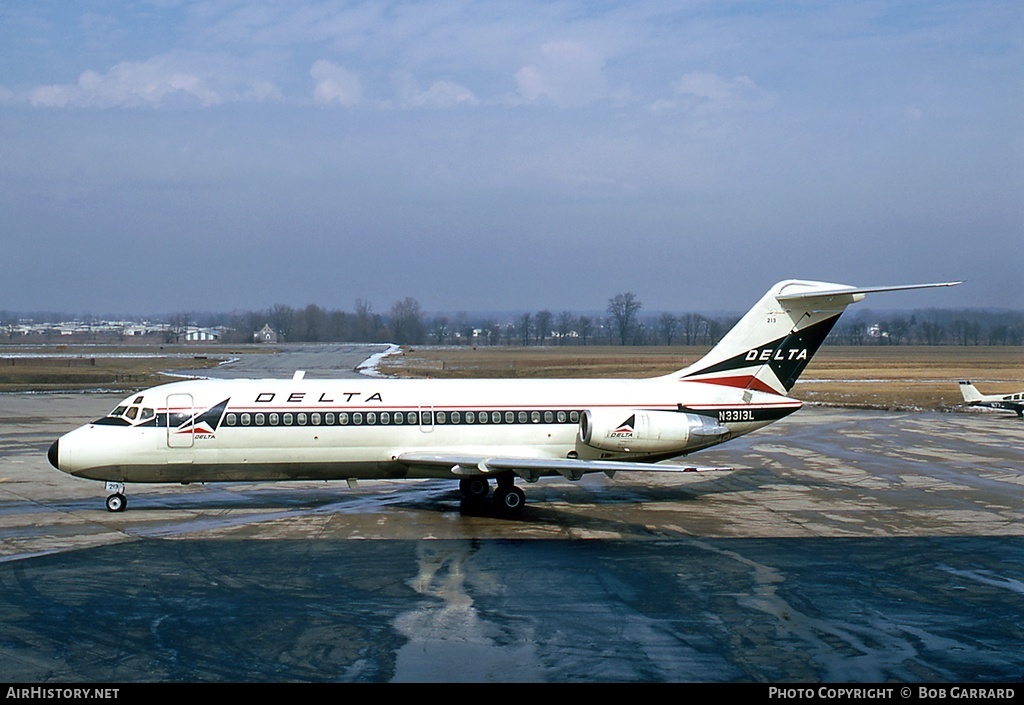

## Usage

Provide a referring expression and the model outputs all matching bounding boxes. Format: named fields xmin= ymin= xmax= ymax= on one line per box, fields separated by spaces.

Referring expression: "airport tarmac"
xmin=0 ymin=345 xmax=1022 ymax=682
xmin=171 ymin=343 xmax=398 ymax=380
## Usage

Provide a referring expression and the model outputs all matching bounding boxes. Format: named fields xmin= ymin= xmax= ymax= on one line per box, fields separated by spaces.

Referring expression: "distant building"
xmin=254 ymin=324 xmax=278 ymax=343
xmin=867 ymin=323 xmax=889 ymax=340
xmin=185 ymin=327 xmax=221 ymax=342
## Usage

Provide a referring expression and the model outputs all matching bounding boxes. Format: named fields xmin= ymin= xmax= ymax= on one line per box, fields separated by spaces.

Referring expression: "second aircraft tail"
xmin=958 ymin=381 xmax=983 ymax=403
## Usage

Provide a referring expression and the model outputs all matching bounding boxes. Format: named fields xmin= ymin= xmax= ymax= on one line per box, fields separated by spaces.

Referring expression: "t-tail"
xmin=672 ymin=279 xmax=962 ymax=396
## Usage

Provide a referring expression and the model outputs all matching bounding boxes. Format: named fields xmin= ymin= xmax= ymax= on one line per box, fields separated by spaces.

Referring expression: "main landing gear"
xmin=104 ymin=481 xmax=127 ymax=512
xmin=459 ymin=474 xmax=525 ymax=517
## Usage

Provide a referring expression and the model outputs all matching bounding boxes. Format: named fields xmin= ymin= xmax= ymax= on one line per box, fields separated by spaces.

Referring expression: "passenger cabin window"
xmin=214 ymin=406 xmax=585 ymax=428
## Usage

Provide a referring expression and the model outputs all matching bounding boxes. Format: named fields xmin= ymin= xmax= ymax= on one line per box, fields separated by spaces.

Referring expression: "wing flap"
xmin=397 ymin=451 xmax=732 ymax=483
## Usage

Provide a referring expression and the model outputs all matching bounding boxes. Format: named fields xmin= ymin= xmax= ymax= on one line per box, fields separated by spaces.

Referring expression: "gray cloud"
xmin=0 ymin=1 xmax=1019 ymax=315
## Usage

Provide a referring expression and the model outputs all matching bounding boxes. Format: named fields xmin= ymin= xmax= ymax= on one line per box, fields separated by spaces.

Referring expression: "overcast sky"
xmin=1 ymin=1 xmax=1021 ymax=317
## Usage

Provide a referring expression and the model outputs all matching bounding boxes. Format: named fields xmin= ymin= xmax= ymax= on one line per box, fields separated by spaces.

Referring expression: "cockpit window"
xmin=100 ymin=402 xmax=156 ymax=426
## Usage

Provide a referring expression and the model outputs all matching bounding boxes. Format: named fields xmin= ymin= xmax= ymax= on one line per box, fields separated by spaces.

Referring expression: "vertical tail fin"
xmin=673 ymin=280 xmax=961 ymax=396
xmin=958 ymin=381 xmax=983 ymax=403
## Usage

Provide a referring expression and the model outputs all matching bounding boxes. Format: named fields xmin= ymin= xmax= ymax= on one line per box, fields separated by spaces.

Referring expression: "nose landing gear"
xmin=104 ymin=481 xmax=127 ymax=512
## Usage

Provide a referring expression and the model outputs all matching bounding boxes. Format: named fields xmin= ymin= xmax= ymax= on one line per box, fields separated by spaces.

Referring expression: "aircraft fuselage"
xmin=50 ymin=376 xmax=798 ymax=484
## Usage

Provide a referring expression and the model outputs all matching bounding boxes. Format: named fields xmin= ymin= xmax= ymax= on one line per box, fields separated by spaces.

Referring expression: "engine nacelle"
xmin=578 ymin=409 xmax=730 ymax=455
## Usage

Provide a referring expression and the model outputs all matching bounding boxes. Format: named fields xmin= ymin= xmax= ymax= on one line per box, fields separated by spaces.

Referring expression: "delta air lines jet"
xmin=48 ymin=279 xmax=959 ymax=515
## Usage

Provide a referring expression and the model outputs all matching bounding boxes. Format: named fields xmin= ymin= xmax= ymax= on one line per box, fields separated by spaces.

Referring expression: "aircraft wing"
xmin=397 ymin=451 xmax=732 ymax=483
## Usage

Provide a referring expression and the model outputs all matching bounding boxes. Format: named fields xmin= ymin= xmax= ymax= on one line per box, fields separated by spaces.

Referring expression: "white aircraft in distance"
xmin=958 ymin=381 xmax=1024 ymax=418
xmin=49 ymin=279 xmax=960 ymax=515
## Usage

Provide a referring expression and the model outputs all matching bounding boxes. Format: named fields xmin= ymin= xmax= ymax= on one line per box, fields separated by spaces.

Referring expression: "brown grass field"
xmin=0 ymin=346 xmax=228 ymax=393
xmin=1 ymin=343 xmax=1020 ymax=412
xmin=377 ymin=345 xmax=1024 ymax=412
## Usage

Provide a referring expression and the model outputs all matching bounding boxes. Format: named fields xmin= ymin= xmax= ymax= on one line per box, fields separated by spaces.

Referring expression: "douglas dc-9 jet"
xmin=48 ymin=279 xmax=959 ymax=515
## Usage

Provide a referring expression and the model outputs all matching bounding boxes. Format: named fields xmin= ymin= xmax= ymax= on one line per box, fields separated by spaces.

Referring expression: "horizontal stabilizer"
xmin=776 ymin=281 xmax=963 ymax=302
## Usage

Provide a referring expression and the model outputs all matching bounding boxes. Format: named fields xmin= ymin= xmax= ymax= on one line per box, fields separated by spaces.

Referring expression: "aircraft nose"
xmin=48 ymin=440 xmax=60 ymax=470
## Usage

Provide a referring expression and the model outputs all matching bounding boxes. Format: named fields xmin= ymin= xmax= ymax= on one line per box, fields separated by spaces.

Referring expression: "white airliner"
xmin=48 ymin=279 xmax=959 ymax=514
xmin=958 ymin=381 xmax=1024 ymax=418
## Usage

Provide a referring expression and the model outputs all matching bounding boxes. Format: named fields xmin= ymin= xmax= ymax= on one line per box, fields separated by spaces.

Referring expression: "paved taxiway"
xmin=0 ymin=344 xmax=1022 ymax=682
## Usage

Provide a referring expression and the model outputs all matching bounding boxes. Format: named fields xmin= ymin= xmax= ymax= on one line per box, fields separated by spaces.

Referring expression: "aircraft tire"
xmin=494 ymin=486 xmax=525 ymax=517
xmin=459 ymin=477 xmax=490 ymax=502
xmin=105 ymin=493 xmax=127 ymax=512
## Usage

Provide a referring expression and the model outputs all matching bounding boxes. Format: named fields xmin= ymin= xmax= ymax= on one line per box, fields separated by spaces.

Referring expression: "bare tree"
xmin=353 ymin=299 xmax=375 ymax=341
xmin=577 ymin=316 xmax=593 ymax=345
xmin=390 ymin=297 xmax=426 ymax=344
xmin=295 ymin=304 xmax=326 ymax=342
xmin=556 ymin=311 xmax=576 ymax=345
xmin=477 ymin=320 xmax=497 ymax=346
xmin=658 ymin=312 xmax=678 ymax=345
xmin=607 ymin=292 xmax=642 ymax=345
xmin=518 ymin=312 xmax=532 ymax=346
xmin=429 ymin=316 xmax=450 ymax=345
xmin=885 ymin=317 xmax=910 ymax=345
xmin=455 ymin=312 xmax=474 ymax=345
xmin=680 ymin=313 xmax=702 ymax=345
xmin=534 ymin=310 xmax=552 ymax=346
